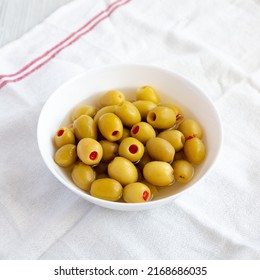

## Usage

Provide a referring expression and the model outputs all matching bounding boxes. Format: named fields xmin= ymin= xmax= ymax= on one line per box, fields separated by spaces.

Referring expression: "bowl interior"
xmin=37 ymin=64 xmax=222 ymax=211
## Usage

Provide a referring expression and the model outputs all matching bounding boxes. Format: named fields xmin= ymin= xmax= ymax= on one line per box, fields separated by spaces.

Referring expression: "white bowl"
xmin=37 ymin=64 xmax=222 ymax=211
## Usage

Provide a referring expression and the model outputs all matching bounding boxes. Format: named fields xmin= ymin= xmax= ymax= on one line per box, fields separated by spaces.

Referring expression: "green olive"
xmin=161 ymin=104 xmax=184 ymax=123
xmin=147 ymin=106 xmax=176 ymax=129
xmin=93 ymin=105 xmax=118 ymax=123
xmin=132 ymin=100 xmax=157 ymax=120
xmin=71 ymin=162 xmax=96 ymax=191
xmin=136 ymin=85 xmax=160 ymax=104
xmin=100 ymin=90 xmax=125 ymax=107
xmin=143 ymin=161 xmax=174 ymax=187
xmin=108 ymin=156 xmax=138 ymax=186
xmin=71 ymin=104 xmax=97 ymax=121
xmin=172 ymin=160 xmax=194 ymax=183
xmin=73 ymin=115 xmax=97 ymax=140
xmin=118 ymin=137 xmax=144 ymax=162
xmin=90 ymin=178 xmax=123 ymax=201
xmin=131 ymin=122 xmax=156 ymax=144
xmin=99 ymin=140 xmax=118 ymax=162
xmin=54 ymin=127 xmax=75 ymax=148
xmin=77 ymin=138 xmax=103 ymax=165
xmin=98 ymin=113 xmax=123 ymax=141
xmin=123 ymin=182 xmax=151 ymax=203
xmin=184 ymin=137 xmax=206 ymax=164
xmin=115 ymin=101 xmax=141 ymax=127
xmin=178 ymin=119 xmax=202 ymax=139
xmin=146 ymin=137 xmax=175 ymax=162
xmin=54 ymin=144 xmax=77 ymax=167
xmin=157 ymin=130 xmax=185 ymax=152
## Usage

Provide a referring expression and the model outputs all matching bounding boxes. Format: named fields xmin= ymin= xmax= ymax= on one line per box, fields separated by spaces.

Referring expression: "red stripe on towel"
xmin=0 ymin=0 xmax=131 ymax=89
xmin=0 ymin=0 xmax=122 ymax=79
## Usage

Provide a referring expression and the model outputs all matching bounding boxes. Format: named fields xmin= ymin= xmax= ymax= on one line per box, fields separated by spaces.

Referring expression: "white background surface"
xmin=0 ymin=0 xmax=260 ymax=260
xmin=0 ymin=0 xmax=72 ymax=47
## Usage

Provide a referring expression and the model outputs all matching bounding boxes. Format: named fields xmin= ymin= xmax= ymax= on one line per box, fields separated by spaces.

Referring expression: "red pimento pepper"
xmin=57 ymin=129 xmax=64 ymax=136
xmin=89 ymin=151 xmax=98 ymax=160
xmin=132 ymin=125 xmax=139 ymax=134
xmin=129 ymin=144 xmax=138 ymax=154
xmin=142 ymin=191 xmax=149 ymax=201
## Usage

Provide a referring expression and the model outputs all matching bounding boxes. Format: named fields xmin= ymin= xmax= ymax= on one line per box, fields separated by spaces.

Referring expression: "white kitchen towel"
xmin=0 ymin=0 xmax=260 ymax=259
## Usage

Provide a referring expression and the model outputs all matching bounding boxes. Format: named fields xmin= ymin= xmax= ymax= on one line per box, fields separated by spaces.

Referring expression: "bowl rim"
xmin=37 ymin=63 xmax=223 ymax=210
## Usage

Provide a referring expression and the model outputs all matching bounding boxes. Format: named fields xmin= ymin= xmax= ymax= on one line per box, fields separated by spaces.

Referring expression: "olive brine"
xmin=53 ymin=86 xmax=206 ymax=203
